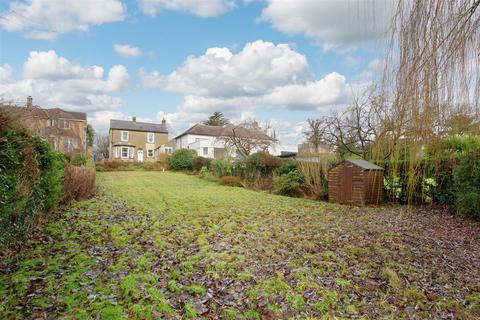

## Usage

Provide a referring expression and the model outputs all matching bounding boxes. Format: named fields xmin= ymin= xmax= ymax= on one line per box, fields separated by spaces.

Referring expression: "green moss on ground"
xmin=1 ymin=171 xmax=479 ymax=319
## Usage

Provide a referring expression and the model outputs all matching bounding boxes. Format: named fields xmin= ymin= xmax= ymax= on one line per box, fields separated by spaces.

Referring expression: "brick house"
xmin=19 ymin=96 xmax=87 ymax=154
xmin=109 ymin=117 xmax=168 ymax=162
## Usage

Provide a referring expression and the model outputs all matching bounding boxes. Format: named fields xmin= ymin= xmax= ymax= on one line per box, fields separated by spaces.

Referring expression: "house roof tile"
xmin=175 ymin=123 xmax=274 ymax=141
xmin=110 ymin=119 xmax=168 ymax=133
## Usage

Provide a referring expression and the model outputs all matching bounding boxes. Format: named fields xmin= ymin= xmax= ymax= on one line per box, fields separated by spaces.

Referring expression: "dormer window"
xmin=121 ymin=131 xmax=129 ymax=142
xmin=147 ymin=132 xmax=154 ymax=143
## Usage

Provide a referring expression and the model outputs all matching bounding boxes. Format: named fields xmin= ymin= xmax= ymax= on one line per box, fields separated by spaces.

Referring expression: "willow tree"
xmin=370 ymin=0 xmax=480 ymax=202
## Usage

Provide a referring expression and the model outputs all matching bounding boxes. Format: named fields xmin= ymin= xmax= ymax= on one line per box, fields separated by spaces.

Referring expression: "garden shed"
xmin=328 ymin=159 xmax=384 ymax=206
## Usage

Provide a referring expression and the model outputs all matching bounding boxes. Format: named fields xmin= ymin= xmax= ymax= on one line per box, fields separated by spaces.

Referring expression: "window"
xmin=147 ymin=132 xmax=154 ymax=143
xmin=121 ymin=131 xmax=129 ymax=142
xmin=203 ymin=147 xmax=208 ymax=156
xmin=63 ymin=138 xmax=72 ymax=151
xmin=63 ymin=120 xmax=69 ymax=129
xmin=165 ymin=147 xmax=172 ymax=154
xmin=121 ymin=147 xmax=129 ymax=158
xmin=115 ymin=147 xmax=120 ymax=158
xmin=48 ymin=118 xmax=56 ymax=127
xmin=147 ymin=149 xmax=154 ymax=158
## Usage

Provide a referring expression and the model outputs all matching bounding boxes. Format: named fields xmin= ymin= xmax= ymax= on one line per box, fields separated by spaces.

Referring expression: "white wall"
xmin=175 ymin=134 xmax=228 ymax=159
xmin=175 ymin=133 xmax=277 ymax=159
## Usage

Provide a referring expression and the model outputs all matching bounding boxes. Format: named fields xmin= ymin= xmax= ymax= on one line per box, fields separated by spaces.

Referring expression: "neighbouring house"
xmin=12 ymin=96 xmax=87 ymax=154
xmin=155 ymin=139 xmax=175 ymax=160
xmin=297 ymin=141 xmax=333 ymax=155
xmin=109 ymin=117 xmax=168 ymax=162
xmin=175 ymin=123 xmax=276 ymax=159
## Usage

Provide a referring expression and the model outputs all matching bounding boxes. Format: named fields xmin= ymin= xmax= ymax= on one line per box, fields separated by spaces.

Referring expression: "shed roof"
xmin=346 ymin=159 xmax=383 ymax=170
xmin=110 ymin=119 xmax=168 ymax=133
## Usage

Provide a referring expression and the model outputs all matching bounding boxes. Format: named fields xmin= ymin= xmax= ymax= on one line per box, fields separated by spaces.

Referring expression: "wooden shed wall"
xmin=328 ymin=161 xmax=384 ymax=206
xmin=363 ymin=170 xmax=384 ymax=204
xmin=328 ymin=162 xmax=366 ymax=205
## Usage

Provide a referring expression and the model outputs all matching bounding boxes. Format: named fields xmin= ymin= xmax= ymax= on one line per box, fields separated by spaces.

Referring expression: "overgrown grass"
xmin=1 ymin=171 xmax=479 ymax=318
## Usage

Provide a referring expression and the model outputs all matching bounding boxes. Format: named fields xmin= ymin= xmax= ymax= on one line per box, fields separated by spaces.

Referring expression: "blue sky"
xmin=0 ymin=0 xmax=392 ymax=151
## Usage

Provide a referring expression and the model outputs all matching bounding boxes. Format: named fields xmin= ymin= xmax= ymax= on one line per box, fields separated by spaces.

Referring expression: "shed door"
xmin=342 ymin=164 xmax=354 ymax=203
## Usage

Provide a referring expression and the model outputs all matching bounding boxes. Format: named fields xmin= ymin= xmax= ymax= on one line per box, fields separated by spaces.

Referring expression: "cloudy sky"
xmin=0 ymin=0 xmax=393 ymax=151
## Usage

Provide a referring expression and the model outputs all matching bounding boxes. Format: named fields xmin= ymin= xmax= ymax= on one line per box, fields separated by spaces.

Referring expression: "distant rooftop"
xmin=29 ymin=107 xmax=86 ymax=121
xmin=175 ymin=123 xmax=274 ymax=141
xmin=110 ymin=119 xmax=168 ymax=133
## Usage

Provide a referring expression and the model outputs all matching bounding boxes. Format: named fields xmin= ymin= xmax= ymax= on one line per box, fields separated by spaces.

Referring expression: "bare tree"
xmin=302 ymin=118 xmax=326 ymax=153
xmin=95 ymin=133 xmax=110 ymax=160
xmin=221 ymin=120 xmax=277 ymax=158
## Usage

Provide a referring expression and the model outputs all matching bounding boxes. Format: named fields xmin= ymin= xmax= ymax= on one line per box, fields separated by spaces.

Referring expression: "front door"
xmin=137 ymin=149 xmax=144 ymax=162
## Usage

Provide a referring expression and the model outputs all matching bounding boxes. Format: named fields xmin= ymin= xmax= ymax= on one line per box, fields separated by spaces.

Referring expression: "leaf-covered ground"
xmin=1 ymin=171 xmax=479 ymax=319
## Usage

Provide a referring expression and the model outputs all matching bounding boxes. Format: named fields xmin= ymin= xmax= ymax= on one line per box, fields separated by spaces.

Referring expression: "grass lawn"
xmin=1 ymin=171 xmax=479 ymax=319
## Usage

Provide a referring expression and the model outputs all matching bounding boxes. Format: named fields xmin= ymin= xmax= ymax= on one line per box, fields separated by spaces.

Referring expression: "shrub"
xmin=198 ymin=167 xmax=218 ymax=183
xmin=246 ymin=152 xmax=282 ymax=176
xmin=273 ymin=170 xmax=304 ymax=196
xmin=104 ymin=161 xmax=122 ymax=170
xmin=142 ymin=161 xmax=166 ymax=171
xmin=219 ymin=176 xmax=243 ymax=187
xmin=212 ymin=158 xmax=233 ymax=177
xmin=0 ymin=120 xmax=64 ymax=245
xmin=70 ymin=153 xmax=87 ymax=166
xmin=170 ymin=149 xmax=197 ymax=171
xmin=277 ymin=161 xmax=298 ymax=175
xmin=198 ymin=166 xmax=209 ymax=178
xmin=453 ymin=152 xmax=480 ymax=219
xmin=298 ymin=155 xmax=336 ymax=200
xmin=193 ymin=156 xmax=212 ymax=172
xmin=63 ymin=165 xmax=96 ymax=203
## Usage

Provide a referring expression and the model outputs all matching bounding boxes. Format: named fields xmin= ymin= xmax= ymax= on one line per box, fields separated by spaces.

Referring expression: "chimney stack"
xmin=26 ymin=96 xmax=33 ymax=109
xmin=132 ymin=116 xmax=136 ymax=123
xmin=161 ymin=118 xmax=166 ymax=126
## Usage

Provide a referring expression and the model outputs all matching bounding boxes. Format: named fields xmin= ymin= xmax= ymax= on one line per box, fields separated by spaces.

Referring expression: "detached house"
xmin=109 ymin=117 xmax=168 ymax=162
xmin=175 ymin=123 xmax=276 ymax=159
xmin=18 ymin=96 xmax=87 ymax=154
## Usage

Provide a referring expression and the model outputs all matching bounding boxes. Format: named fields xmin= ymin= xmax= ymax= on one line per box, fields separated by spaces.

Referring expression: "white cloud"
xmin=261 ymin=0 xmax=395 ymax=50
xmin=368 ymin=58 xmax=384 ymax=71
xmin=141 ymin=40 xmax=349 ymax=115
xmin=268 ymin=118 xmax=307 ymax=152
xmin=114 ymin=44 xmax=142 ymax=57
xmin=0 ymin=50 xmax=129 ymax=112
xmin=139 ymin=0 xmax=235 ymax=17
xmin=263 ymin=72 xmax=348 ymax=110
xmin=0 ymin=0 xmax=125 ymax=40
xmin=141 ymin=40 xmax=309 ymax=97
xmin=0 ymin=64 xmax=13 ymax=82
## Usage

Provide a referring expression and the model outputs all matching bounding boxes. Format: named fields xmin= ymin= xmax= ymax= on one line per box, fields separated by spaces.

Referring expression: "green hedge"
xmin=170 ymin=149 xmax=197 ymax=171
xmin=454 ymin=152 xmax=480 ymax=220
xmin=0 ymin=128 xmax=64 ymax=245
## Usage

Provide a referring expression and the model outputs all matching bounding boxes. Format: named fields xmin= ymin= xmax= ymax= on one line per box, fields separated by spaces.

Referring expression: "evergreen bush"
xmin=169 ymin=149 xmax=197 ymax=171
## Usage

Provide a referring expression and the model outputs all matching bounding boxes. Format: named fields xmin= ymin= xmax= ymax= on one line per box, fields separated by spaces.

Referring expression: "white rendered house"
xmin=175 ymin=124 xmax=276 ymax=159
